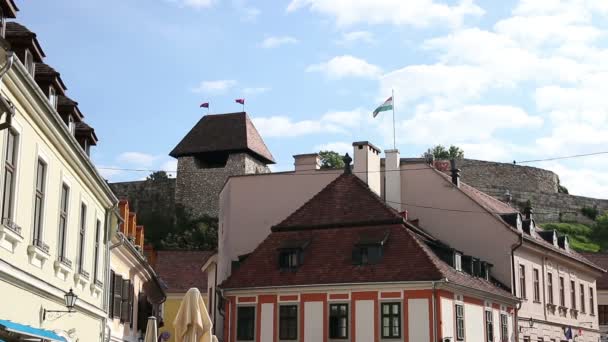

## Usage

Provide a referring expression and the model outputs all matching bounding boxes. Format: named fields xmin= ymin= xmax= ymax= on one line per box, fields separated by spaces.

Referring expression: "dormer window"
xmin=278 ymin=239 xmax=309 ymax=271
xmin=516 ymin=214 xmax=522 ymax=231
xmin=83 ymin=139 xmax=90 ymax=156
xmin=24 ymin=50 xmax=35 ymax=77
xmin=0 ymin=8 xmax=5 ymax=38
xmin=49 ymin=86 xmax=57 ymax=109
xmin=454 ymin=252 xmax=462 ymax=272
xmin=68 ymin=115 xmax=75 ymax=135
xmin=353 ymin=230 xmax=389 ymax=265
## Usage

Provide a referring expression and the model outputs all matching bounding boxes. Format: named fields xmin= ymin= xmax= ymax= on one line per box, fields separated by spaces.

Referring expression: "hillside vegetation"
xmin=540 ymin=211 xmax=608 ymax=253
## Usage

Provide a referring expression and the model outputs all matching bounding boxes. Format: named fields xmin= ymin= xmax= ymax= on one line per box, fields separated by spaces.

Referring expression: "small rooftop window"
xmin=278 ymin=239 xmax=310 ymax=271
xmin=352 ymin=230 xmax=389 ymax=266
xmin=24 ymin=49 xmax=35 ymax=77
xmin=454 ymin=252 xmax=462 ymax=272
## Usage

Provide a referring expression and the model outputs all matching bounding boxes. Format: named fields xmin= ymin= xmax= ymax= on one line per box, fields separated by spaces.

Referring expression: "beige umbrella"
xmin=143 ymin=316 xmax=158 ymax=342
xmin=173 ymin=288 xmax=213 ymax=342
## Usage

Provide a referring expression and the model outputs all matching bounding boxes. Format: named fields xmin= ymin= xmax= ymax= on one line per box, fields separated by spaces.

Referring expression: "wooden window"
xmin=57 ymin=184 xmax=69 ymax=262
xmin=570 ymin=280 xmax=576 ymax=310
xmin=77 ymin=203 xmax=87 ymax=274
xmin=32 ymin=159 xmax=46 ymax=248
xmin=93 ymin=220 xmax=101 ymax=283
xmin=547 ymin=273 xmax=554 ymax=304
xmin=129 ymin=283 xmax=135 ymax=327
xmin=485 ymin=310 xmax=493 ymax=342
xmin=67 ymin=115 xmax=75 ymax=135
xmin=2 ymin=129 xmax=18 ymax=224
xmin=49 ymin=86 xmax=57 ymax=109
xmin=108 ymin=270 xmax=115 ymax=318
xmin=329 ymin=303 xmax=348 ymax=339
xmin=279 ymin=305 xmax=298 ymax=340
xmin=500 ymin=313 xmax=508 ymax=342
xmin=559 ymin=276 xmax=565 ymax=307
xmin=590 ymin=287 xmax=595 ymax=315
xmin=533 ymin=269 xmax=540 ymax=302
xmin=580 ymin=284 xmax=586 ymax=313
xmin=456 ymin=304 xmax=465 ymax=341
xmin=112 ymin=273 xmax=123 ymax=318
xmin=353 ymin=245 xmax=383 ymax=265
xmin=236 ymin=306 xmax=255 ymax=340
xmin=454 ymin=253 xmax=462 ymax=271
xmin=519 ymin=265 xmax=526 ymax=299
xmin=24 ymin=49 xmax=35 ymax=77
xmin=279 ymin=249 xmax=301 ymax=270
xmin=381 ymin=303 xmax=401 ymax=338
xmin=599 ymin=305 xmax=608 ymax=325
xmin=120 ymin=279 xmax=131 ymax=323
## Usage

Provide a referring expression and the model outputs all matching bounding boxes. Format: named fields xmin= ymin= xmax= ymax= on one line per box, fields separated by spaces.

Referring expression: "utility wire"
xmin=514 ymin=151 xmax=608 ymax=164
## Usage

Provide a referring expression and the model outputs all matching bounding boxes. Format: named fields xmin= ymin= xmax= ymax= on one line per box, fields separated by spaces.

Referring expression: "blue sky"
xmin=16 ymin=0 xmax=608 ymax=198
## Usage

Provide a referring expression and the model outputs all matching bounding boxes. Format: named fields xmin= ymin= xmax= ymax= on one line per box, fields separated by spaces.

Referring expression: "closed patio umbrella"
xmin=173 ymin=288 xmax=213 ymax=342
xmin=143 ymin=316 xmax=158 ymax=342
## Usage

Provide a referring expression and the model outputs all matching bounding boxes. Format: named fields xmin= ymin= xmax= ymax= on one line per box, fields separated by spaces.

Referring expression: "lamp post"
xmin=43 ymin=289 xmax=78 ymax=320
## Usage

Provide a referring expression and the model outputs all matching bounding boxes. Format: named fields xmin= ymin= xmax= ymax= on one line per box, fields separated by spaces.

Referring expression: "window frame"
xmin=580 ymin=284 xmax=586 ymax=313
xmin=570 ymin=280 xmax=576 ymax=310
xmin=533 ymin=268 xmax=540 ymax=302
xmin=278 ymin=305 xmax=298 ymax=340
xmin=380 ymin=302 xmax=401 ymax=339
xmin=2 ymin=128 xmax=18 ymax=225
xmin=519 ymin=264 xmax=526 ymax=299
xmin=77 ymin=202 xmax=87 ymax=274
xmin=93 ymin=219 xmax=101 ymax=283
xmin=500 ymin=313 xmax=508 ymax=342
xmin=559 ymin=276 xmax=565 ymax=307
xmin=599 ymin=305 xmax=608 ymax=325
xmin=329 ymin=303 xmax=349 ymax=339
xmin=57 ymin=183 xmax=70 ymax=262
xmin=547 ymin=273 xmax=554 ymax=305
xmin=24 ymin=49 xmax=35 ymax=77
xmin=32 ymin=158 xmax=47 ymax=248
xmin=456 ymin=303 xmax=465 ymax=341
xmin=454 ymin=252 xmax=462 ymax=272
xmin=279 ymin=249 xmax=301 ymax=270
xmin=485 ymin=310 xmax=493 ymax=342
xmin=590 ymin=287 xmax=595 ymax=315
xmin=236 ymin=306 xmax=256 ymax=341
xmin=49 ymin=85 xmax=57 ymax=109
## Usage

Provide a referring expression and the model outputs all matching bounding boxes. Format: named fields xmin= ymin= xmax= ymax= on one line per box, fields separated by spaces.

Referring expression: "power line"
xmin=514 ymin=151 xmax=608 ymax=164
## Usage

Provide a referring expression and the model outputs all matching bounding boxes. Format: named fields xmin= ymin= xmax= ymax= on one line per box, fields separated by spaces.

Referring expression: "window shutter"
xmin=121 ymin=279 xmax=130 ymax=322
xmin=129 ymin=284 xmax=135 ymax=327
xmin=108 ymin=271 xmax=114 ymax=318
xmin=137 ymin=293 xmax=148 ymax=334
xmin=113 ymin=274 xmax=123 ymax=319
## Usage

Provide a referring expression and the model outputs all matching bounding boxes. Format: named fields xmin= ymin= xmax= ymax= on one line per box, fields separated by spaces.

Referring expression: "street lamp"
xmin=43 ymin=289 xmax=78 ymax=320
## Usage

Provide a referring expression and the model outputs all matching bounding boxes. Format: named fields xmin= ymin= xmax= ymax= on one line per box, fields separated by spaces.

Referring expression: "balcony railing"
xmin=33 ymin=239 xmax=50 ymax=254
xmin=58 ymin=256 xmax=72 ymax=268
xmin=2 ymin=217 xmax=22 ymax=235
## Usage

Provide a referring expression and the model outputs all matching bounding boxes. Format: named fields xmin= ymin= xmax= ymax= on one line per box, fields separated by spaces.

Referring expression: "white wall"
xmin=356 ymin=300 xmax=375 ymax=342
xmin=408 ymin=298 xmax=430 ymax=342
xmin=304 ymin=301 xmax=323 ymax=342
xmin=441 ymin=297 xmax=454 ymax=339
xmin=464 ymin=303 xmax=483 ymax=342
xmin=260 ymin=303 xmax=274 ymax=342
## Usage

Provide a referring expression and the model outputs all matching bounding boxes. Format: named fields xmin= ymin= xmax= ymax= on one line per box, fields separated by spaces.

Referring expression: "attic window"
xmin=24 ymin=49 xmax=35 ymax=77
xmin=49 ymin=86 xmax=57 ymax=109
xmin=68 ymin=115 xmax=75 ymax=135
xmin=454 ymin=252 xmax=462 ymax=272
xmin=278 ymin=239 xmax=309 ymax=271
xmin=353 ymin=231 xmax=389 ymax=265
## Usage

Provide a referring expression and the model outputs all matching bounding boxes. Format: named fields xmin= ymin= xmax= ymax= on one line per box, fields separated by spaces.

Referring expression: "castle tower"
xmin=169 ymin=112 xmax=275 ymax=217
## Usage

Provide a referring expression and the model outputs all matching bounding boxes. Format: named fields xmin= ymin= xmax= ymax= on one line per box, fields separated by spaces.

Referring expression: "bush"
xmin=581 ymin=206 xmax=599 ymax=220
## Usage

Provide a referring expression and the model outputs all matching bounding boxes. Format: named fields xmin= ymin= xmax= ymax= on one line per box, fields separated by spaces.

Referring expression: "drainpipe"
xmin=511 ymin=232 xmax=524 ymax=341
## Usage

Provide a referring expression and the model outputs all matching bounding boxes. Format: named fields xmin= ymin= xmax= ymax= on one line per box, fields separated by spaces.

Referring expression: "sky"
xmin=15 ymin=0 xmax=608 ymax=199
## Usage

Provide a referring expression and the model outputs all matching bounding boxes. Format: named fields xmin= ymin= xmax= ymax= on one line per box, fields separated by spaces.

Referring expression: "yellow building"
xmin=0 ymin=3 xmax=119 ymax=341
xmin=149 ymin=249 xmax=213 ymax=342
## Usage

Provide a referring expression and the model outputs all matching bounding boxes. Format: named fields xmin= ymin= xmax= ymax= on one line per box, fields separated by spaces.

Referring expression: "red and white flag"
xmin=235 ymin=98 xmax=245 ymax=105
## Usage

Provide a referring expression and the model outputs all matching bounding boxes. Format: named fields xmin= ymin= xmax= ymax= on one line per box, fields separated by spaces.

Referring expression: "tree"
xmin=159 ymin=209 xmax=218 ymax=250
xmin=319 ymin=151 xmax=345 ymax=169
xmin=146 ymin=171 xmax=169 ymax=182
xmin=593 ymin=212 xmax=608 ymax=251
xmin=423 ymin=145 xmax=464 ymax=160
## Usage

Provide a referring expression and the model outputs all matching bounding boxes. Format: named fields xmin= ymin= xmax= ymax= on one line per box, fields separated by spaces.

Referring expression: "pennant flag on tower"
xmin=200 ymin=102 xmax=209 ymax=108
xmin=235 ymin=98 xmax=245 ymax=105
xmin=372 ymin=96 xmax=393 ymax=118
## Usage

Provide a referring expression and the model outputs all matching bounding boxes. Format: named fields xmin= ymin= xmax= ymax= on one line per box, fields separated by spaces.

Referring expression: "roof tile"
xmin=153 ymin=250 xmax=214 ymax=293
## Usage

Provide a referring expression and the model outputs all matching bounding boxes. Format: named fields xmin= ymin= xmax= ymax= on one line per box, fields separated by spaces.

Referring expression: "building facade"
xmin=581 ymin=252 xmax=608 ymax=341
xmin=107 ymin=200 xmax=166 ymax=342
xmin=0 ymin=5 xmax=118 ymax=341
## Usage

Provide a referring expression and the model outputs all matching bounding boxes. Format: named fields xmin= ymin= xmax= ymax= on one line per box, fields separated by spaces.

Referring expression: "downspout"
xmin=511 ymin=232 xmax=524 ymax=341
xmin=213 ymin=263 xmax=218 ymax=330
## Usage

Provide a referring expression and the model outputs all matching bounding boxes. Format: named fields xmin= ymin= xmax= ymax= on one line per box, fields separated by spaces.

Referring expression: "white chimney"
xmin=294 ymin=153 xmax=320 ymax=173
xmin=352 ymin=141 xmax=381 ymax=196
xmin=385 ymin=149 xmax=401 ymax=211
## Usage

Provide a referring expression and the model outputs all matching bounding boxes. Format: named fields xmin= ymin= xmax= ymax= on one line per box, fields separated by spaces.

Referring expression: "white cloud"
xmin=286 ymin=0 xmax=484 ymax=28
xmin=232 ymin=0 xmax=260 ymax=21
xmin=314 ymin=142 xmax=352 ymax=155
xmin=97 ymin=165 xmax=124 ymax=181
xmin=191 ymin=80 xmax=238 ymax=94
xmin=243 ymin=87 xmax=271 ymax=95
xmin=182 ymin=0 xmax=216 ymax=9
xmin=320 ymin=108 xmax=366 ymax=127
xmin=160 ymin=159 xmax=178 ymax=178
xmin=117 ymin=152 xmax=159 ymax=167
xmin=260 ymin=36 xmax=298 ymax=48
xmin=336 ymin=31 xmax=375 ymax=45
xmin=536 ymin=162 xmax=608 ymax=199
xmin=306 ymin=55 xmax=382 ymax=80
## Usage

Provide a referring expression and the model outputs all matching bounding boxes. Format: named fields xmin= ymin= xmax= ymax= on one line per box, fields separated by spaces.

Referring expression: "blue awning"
xmin=0 ymin=319 xmax=67 ymax=342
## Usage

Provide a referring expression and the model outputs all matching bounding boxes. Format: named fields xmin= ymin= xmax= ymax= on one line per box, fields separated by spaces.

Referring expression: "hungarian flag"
xmin=200 ymin=102 xmax=209 ymax=108
xmin=373 ymin=96 xmax=393 ymax=117
xmin=235 ymin=98 xmax=245 ymax=105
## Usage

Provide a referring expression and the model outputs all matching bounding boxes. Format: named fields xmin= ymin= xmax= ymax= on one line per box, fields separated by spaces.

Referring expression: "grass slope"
xmin=540 ymin=222 xmax=600 ymax=252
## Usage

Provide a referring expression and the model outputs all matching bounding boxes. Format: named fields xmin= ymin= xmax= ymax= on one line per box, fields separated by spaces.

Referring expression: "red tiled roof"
xmin=169 ymin=112 xmax=275 ymax=164
xmin=272 ymin=174 xmax=403 ymax=231
xmin=580 ymin=253 xmax=608 ymax=289
xmin=154 ymin=250 xmax=214 ymax=293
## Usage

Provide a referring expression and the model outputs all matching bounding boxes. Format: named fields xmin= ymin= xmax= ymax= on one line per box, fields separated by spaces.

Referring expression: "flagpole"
xmin=392 ymin=88 xmax=396 ymax=150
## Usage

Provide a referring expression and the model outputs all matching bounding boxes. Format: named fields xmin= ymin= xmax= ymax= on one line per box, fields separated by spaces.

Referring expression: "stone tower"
xmin=169 ymin=112 xmax=275 ymax=217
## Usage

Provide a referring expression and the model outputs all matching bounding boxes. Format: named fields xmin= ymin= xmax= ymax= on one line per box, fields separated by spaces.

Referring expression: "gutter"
xmin=511 ymin=231 xmax=524 ymax=341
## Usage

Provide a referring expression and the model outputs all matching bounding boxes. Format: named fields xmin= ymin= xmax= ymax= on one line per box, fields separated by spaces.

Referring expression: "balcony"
xmin=0 ymin=218 xmax=23 ymax=253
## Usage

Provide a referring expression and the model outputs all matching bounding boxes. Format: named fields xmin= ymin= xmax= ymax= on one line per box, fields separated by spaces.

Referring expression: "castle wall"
xmin=174 ymin=152 xmax=270 ymax=217
xmin=109 ymin=178 xmax=176 ymax=214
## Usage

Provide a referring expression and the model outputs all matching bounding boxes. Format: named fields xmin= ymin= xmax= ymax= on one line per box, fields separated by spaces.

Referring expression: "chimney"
xmin=385 ymin=149 xmax=401 ymax=210
xmin=524 ymin=200 xmax=533 ymax=220
xmin=504 ymin=190 xmax=512 ymax=204
xmin=450 ymin=159 xmax=460 ymax=187
xmin=352 ymin=141 xmax=381 ymax=196
xmin=293 ymin=153 xmax=320 ymax=173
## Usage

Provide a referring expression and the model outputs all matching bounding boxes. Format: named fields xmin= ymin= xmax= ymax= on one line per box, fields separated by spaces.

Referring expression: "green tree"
xmin=159 ymin=209 xmax=218 ymax=250
xmin=423 ymin=145 xmax=464 ymax=160
xmin=319 ymin=150 xmax=345 ymax=169
xmin=593 ymin=212 xmax=608 ymax=251
xmin=147 ymin=171 xmax=169 ymax=182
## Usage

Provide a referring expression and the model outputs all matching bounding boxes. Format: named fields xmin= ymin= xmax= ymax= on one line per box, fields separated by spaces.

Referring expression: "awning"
xmin=0 ymin=319 xmax=67 ymax=342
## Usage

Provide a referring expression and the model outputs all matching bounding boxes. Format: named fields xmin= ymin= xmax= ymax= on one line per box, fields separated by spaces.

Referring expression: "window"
xmin=381 ymin=303 xmax=401 ymax=338
xmin=570 ymin=280 xmax=576 ymax=310
xmin=2 ymin=129 xmax=18 ymax=224
xmin=353 ymin=245 xmax=383 ymax=265
xmin=120 ymin=279 xmax=132 ymax=323
xmin=599 ymin=305 xmax=608 ymax=325
xmin=237 ymin=306 xmax=255 ymax=340
xmin=67 ymin=115 xmax=75 ymax=135
xmin=590 ymin=287 xmax=595 ymax=315
xmin=57 ymin=184 xmax=69 ymax=261
xmin=93 ymin=220 xmax=101 ymax=283
xmin=454 ymin=253 xmax=462 ymax=271
xmin=547 ymin=273 xmax=554 ymax=304
xmin=279 ymin=305 xmax=298 ymax=340
xmin=533 ymin=269 xmax=540 ymax=302
xmin=500 ymin=314 xmax=508 ymax=342
xmin=559 ymin=277 xmax=565 ymax=307
xmin=77 ymin=203 xmax=87 ymax=274
xmin=485 ymin=310 xmax=493 ymax=342
xmin=580 ymin=284 xmax=586 ymax=313
xmin=329 ymin=304 xmax=348 ymax=339
xmin=49 ymin=86 xmax=57 ymax=109
xmin=24 ymin=49 xmax=35 ymax=76
xmin=111 ymin=271 xmax=123 ymax=318
xmin=0 ymin=7 xmax=5 ymax=38
xmin=523 ymin=337 xmax=530 ymax=342
xmin=279 ymin=249 xmax=301 ymax=270
xmin=456 ymin=304 xmax=465 ymax=341
xmin=519 ymin=265 xmax=526 ymax=299
xmin=32 ymin=159 xmax=46 ymax=248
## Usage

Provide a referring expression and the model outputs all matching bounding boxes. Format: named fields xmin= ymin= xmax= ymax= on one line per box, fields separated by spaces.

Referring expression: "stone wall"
xmin=109 ymin=178 xmax=176 ymax=214
xmin=174 ymin=152 xmax=270 ymax=217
